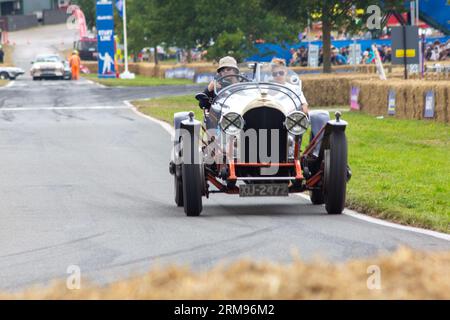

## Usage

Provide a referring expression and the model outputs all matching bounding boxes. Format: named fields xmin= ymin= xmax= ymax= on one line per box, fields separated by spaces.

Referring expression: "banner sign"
xmin=308 ymin=44 xmax=319 ymax=67
xmin=424 ymin=91 xmax=435 ymax=118
xmin=388 ymin=90 xmax=396 ymax=115
xmin=348 ymin=43 xmax=361 ymax=65
xmin=372 ymin=44 xmax=387 ymax=80
xmin=391 ymin=26 xmax=420 ymax=65
xmin=350 ymin=87 xmax=360 ymax=110
xmin=194 ymin=73 xmax=215 ymax=84
xmin=165 ymin=67 xmax=195 ymax=80
xmin=96 ymin=0 xmax=116 ymax=78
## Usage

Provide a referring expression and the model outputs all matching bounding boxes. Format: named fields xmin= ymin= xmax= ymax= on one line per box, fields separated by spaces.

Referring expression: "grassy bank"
xmin=2 ymin=247 xmax=449 ymax=299
xmin=133 ymin=95 xmax=450 ymax=233
xmin=83 ymin=73 xmax=193 ymax=87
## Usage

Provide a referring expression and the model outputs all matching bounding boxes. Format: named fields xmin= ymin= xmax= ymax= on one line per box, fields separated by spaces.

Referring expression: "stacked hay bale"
xmin=350 ymin=79 xmax=449 ymax=122
xmin=300 ymin=74 xmax=380 ymax=106
xmin=80 ymin=61 xmax=98 ymax=73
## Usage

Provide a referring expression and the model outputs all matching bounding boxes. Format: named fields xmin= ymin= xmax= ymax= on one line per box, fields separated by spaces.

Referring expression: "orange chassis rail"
xmin=202 ymin=124 xmax=325 ymax=195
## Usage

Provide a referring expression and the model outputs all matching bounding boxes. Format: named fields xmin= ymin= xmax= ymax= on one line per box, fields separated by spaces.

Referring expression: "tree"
xmin=125 ymin=0 xmax=167 ymax=64
xmin=122 ymin=0 xmax=301 ymax=63
xmin=265 ymin=0 xmax=405 ymax=73
xmin=72 ymin=0 xmax=96 ymax=30
xmin=194 ymin=0 xmax=300 ymax=62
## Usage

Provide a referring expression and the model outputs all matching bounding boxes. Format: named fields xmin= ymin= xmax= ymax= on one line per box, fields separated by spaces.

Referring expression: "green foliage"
xmin=266 ymin=0 xmax=406 ymax=72
xmin=74 ymin=0 xmax=408 ymax=64
xmin=72 ymin=0 xmax=96 ymax=29
xmin=206 ymin=30 xmax=248 ymax=62
xmin=124 ymin=0 xmax=302 ymax=60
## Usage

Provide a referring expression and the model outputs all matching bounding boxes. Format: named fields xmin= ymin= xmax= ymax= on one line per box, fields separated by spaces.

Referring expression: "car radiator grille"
xmin=239 ymin=107 xmax=288 ymax=164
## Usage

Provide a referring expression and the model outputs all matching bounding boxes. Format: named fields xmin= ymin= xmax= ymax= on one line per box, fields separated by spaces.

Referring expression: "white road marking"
xmin=295 ymin=193 xmax=450 ymax=241
xmin=124 ymin=100 xmax=175 ymax=137
xmin=127 ymin=98 xmax=450 ymax=242
xmin=1 ymin=81 xmax=92 ymax=88
xmin=0 ymin=106 xmax=131 ymax=111
xmin=84 ymin=79 xmax=108 ymax=88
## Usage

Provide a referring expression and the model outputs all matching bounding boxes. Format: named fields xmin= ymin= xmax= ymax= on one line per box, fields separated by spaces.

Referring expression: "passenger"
xmin=270 ymin=58 xmax=309 ymax=114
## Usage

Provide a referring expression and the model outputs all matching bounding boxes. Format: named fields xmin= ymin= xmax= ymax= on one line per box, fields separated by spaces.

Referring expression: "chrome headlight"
xmin=220 ymin=112 xmax=244 ymax=136
xmin=285 ymin=111 xmax=309 ymax=136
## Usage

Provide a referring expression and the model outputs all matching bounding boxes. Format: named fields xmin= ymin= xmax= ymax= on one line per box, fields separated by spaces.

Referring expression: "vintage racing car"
xmin=169 ymin=63 xmax=350 ymax=216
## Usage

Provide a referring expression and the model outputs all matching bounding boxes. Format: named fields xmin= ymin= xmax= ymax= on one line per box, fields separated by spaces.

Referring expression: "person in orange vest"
xmin=69 ymin=50 xmax=81 ymax=80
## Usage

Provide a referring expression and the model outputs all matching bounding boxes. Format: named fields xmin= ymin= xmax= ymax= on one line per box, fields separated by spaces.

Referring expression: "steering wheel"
xmin=214 ymin=74 xmax=250 ymax=94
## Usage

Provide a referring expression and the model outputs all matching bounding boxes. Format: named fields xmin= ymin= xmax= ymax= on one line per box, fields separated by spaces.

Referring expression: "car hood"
xmin=32 ymin=62 xmax=64 ymax=69
xmin=0 ymin=67 xmax=25 ymax=73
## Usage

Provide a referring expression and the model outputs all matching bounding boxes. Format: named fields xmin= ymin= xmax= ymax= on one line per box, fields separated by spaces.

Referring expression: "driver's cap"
xmin=217 ymin=56 xmax=238 ymax=72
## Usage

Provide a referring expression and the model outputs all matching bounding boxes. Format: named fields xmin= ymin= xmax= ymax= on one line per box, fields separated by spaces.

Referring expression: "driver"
xmin=197 ymin=56 xmax=240 ymax=110
xmin=270 ymin=58 xmax=309 ymax=114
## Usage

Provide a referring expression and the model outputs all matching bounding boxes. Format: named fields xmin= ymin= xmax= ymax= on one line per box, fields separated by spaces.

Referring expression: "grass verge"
xmin=133 ymin=95 xmax=450 ymax=233
xmin=2 ymin=247 xmax=449 ymax=299
xmin=83 ymin=73 xmax=194 ymax=87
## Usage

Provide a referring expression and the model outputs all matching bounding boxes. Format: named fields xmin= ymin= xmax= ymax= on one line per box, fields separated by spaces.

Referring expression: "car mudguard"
xmin=309 ymin=110 xmax=330 ymax=157
xmin=319 ymin=112 xmax=348 ymax=158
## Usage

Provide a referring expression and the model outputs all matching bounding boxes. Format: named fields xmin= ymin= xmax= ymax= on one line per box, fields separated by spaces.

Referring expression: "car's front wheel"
xmin=174 ymin=171 xmax=183 ymax=207
xmin=180 ymin=131 xmax=203 ymax=216
xmin=323 ymin=130 xmax=347 ymax=214
xmin=181 ymin=163 xmax=203 ymax=216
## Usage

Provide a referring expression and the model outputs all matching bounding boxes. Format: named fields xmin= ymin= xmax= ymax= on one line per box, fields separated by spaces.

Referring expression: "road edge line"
xmin=124 ymin=100 xmax=175 ymax=137
xmin=127 ymin=98 xmax=450 ymax=242
xmin=295 ymin=193 xmax=449 ymax=241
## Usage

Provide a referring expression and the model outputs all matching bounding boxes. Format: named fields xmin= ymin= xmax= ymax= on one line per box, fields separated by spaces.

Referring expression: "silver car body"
xmin=30 ymin=54 xmax=65 ymax=79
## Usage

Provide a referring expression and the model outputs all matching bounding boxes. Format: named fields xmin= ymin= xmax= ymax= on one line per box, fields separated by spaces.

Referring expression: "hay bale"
xmin=2 ymin=247 xmax=449 ymax=300
xmin=348 ymin=79 xmax=449 ymax=123
xmin=301 ymin=74 xmax=379 ymax=107
xmin=434 ymin=83 xmax=449 ymax=122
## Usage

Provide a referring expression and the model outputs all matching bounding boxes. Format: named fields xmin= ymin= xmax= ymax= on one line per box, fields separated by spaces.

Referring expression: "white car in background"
xmin=0 ymin=66 xmax=25 ymax=80
xmin=30 ymin=54 xmax=66 ymax=80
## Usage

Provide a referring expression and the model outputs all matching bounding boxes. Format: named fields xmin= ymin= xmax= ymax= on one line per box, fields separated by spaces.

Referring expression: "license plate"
xmin=239 ymin=184 xmax=289 ymax=197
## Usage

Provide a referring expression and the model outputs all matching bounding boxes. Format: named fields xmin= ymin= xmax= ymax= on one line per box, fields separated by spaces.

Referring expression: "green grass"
xmin=134 ymin=95 xmax=450 ymax=233
xmin=83 ymin=74 xmax=193 ymax=87
xmin=133 ymin=95 xmax=202 ymax=122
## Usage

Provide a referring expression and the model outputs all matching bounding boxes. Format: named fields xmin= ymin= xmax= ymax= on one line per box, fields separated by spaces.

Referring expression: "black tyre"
xmin=0 ymin=72 xmax=9 ymax=80
xmin=174 ymin=172 xmax=183 ymax=207
xmin=182 ymin=163 xmax=203 ymax=216
xmin=310 ymin=188 xmax=324 ymax=205
xmin=323 ymin=131 xmax=347 ymax=214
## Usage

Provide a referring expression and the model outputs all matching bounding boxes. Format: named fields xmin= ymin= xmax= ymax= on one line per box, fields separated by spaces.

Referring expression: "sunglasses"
xmin=220 ymin=67 xmax=237 ymax=73
xmin=272 ymin=71 xmax=285 ymax=77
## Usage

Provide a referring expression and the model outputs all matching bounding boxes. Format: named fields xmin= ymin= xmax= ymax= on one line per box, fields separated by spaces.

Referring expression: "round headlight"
xmin=285 ymin=111 xmax=309 ymax=136
xmin=220 ymin=112 xmax=244 ymax=136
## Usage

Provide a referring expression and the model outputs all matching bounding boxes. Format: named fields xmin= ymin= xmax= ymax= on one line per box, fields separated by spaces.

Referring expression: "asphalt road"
xmin=0 ymin=25 xmax=448 ymax=292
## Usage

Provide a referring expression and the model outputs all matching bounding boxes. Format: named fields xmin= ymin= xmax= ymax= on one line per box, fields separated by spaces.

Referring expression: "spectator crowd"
xmin=288 ymin=39 xmax=450 ymax=66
